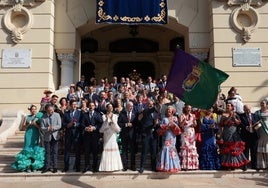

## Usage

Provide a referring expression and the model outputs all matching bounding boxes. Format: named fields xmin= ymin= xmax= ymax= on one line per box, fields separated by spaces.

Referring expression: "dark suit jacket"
xmin=96 ymin=99 xmax=110 ymax=114
xmin=239 ymin=112 xmax=259 ymax=141
xmin=134 ymin=102 xmax=146 ymax=114
xmin=84 ymin=93 xmax=99 ymax=103
xmin=139 ymin=107 xmax=158 ymax=133
xmin=118 ymin=110 xmax=137 ymax=138
xmin=81 ymin=110 xmax=103 ymax=138
xmin=76 ymin=81 xmax=88 ymax=91
xmin=62 ymin=109 xmax=83 ymax=133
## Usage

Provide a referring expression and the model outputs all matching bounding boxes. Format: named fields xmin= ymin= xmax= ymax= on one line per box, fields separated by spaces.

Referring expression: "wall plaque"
xmin=232 ymin=47 xmax=261 ymax=67
xmin=2 ymin=49 xmax=32 ymax=68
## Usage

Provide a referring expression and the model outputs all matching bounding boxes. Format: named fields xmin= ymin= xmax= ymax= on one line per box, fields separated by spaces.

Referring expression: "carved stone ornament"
xmin=0 ymin=0 xmax=45 ymax=7
xmin=230 ymin=5 xmax=260 ymax=42
xmin=215 ymin=0 xmax=268 ymax=42
xmin=224 ymin=0 xmax=267 ymax=6
xmin=1 ymin=0 xmax=46 ymax=43
xmin=57 ymin=52 xmax=78 ymax=64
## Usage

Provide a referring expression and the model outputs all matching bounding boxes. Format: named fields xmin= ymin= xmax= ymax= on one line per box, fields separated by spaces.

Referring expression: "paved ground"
xmin=1 ymin=176 xmax=268 ymax=188
xmin=1 ymin=172 xmax=267 ymax=188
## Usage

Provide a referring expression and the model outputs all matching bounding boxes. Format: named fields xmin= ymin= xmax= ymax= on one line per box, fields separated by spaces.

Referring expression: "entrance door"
xmin=113 ymin=61 xmax=155 ymax=80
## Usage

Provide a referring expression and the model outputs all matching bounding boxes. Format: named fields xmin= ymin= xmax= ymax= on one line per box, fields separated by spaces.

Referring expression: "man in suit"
xmin=84 ymin=86 xmax=99 ymax=103
xmin=81 ymin=102 xmax=103 ymax=173
xmin=41 ymin=104 xmax=62 ymax=173
xmin=121 ymin=91 xmax=135 ymax=109
xmin=144 ymin=76 xmax=157 ymax=97
xmin=118 ymin=101 xmax=137 ymax=171
xmin=239 ymin=104 xmax=259 ymax=170
xmin=50 ymin=94 xmax=60 ymax=113
xmin=138 ymin=99 xmax=159 ymax=173
xmin=62 ymin=99 xmax=83 ymax=172
xmin=157 ymin=74 xmax=167 ymax=91
xmin=96 ymin=91 xmax=109 ymax=114
xmin=76 ymin=75 xmax=88 ymax=91
xmin=134 ymin=94 xmax=146 ymax=115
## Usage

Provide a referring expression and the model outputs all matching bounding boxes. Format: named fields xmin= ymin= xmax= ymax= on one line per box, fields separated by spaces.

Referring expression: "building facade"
xmin=0 ymin=0 xmax=267 ymax=113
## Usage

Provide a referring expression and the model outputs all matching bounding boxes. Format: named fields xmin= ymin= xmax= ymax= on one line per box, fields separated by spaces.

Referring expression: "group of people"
xmin=11 ymin=75 xmax=268 ymax=173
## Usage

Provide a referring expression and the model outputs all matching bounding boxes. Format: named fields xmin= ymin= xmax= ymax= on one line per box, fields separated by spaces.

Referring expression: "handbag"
xmin=253 ymin=119 xmax=262 ymax=130
xmin=254 ymin=122 xmax=262 ymax=130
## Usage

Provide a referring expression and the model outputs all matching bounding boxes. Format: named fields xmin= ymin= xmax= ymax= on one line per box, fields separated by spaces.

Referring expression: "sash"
xmin=256 ymin=110 xmax=268 ymax=135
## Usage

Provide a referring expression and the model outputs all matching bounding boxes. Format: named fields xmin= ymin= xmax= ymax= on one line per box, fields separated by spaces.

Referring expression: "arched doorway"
xmin=79 ymin=17 xmax=189 ymax=81
xmin=113 ymin=61 xmax=155 ymax=80
xmin=81 ymin=62 xmax=95 ymax=82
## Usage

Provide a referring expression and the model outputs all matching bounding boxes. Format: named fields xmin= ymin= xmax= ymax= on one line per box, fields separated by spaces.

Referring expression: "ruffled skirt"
xmin=156 ymin=145 xmax=180 ymax=172
xmin=199 ymin=144 xmax=221 ymax=170
xmin=11 ymin=146 xmax=45 ymax=172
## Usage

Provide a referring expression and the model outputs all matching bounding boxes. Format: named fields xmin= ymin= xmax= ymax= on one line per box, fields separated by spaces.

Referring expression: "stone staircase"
xmin=0 ymin=129 xmax=147 ymax=173
xmin=0 ymin=130 xmax=24 ymax=173
xmin=0 ymin=128 xmax=267 ymax=182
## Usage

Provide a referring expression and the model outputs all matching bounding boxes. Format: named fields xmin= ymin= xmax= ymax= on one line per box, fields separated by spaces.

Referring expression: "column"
xmin=57 ymin=53 xmax=77 ymax=88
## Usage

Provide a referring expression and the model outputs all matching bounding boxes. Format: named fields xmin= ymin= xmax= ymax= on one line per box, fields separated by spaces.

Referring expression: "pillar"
xmin=57 ymin=52 xmax=77 ymax=88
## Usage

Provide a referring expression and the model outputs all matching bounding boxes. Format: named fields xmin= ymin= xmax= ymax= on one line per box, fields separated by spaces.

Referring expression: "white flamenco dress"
xmin=99 ymin=114 xmax=123 ymax=171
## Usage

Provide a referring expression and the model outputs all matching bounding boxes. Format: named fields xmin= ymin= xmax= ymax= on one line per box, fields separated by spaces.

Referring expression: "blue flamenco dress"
xmin=156 ymin=117 xmax=181 ymax=172
xmin=11 ymin=112 xmax=45 ymax=172
xmin=199 ymin=117 xmax=221 ymax=170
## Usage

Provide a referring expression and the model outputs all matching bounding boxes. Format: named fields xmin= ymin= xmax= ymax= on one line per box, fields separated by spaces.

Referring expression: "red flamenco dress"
xmin=218 ymin=115 xmax=249 ymax=169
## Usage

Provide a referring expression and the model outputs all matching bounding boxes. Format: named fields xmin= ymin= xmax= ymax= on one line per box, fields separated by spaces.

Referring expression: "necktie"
xmin=89 ymin=111 xmax=93 ymax=119
xmin=128 ymin=111 xmax=131 ymax=122
xmin=248 ymin=114 xmax=252 ymax=125
xmin=101 ymin=100 xmax=105 ymax=107
xmin=49 ymin=115 xmax=52 ymax=126
xmin=70 ymin=111 xmax=74 ymax=119
xmin=151 ymin=112 xmax=154 ymax=119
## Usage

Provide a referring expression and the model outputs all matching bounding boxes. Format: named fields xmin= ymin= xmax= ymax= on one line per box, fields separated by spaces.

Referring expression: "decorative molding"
xmin=215 ymin=0 xmax=268 ymax=6
xmin=230 ymin=6 xmax=259 ymax=42
xmin=214 ymin=0 xmax=267 ymax=43
xmin=0 ymin=0 xmax=46 ymax=43
xmin=190 ymin=48 xmax=209 ymax=61
xmin=57 ymin=53 xmax=77 ymax=64
xmin=0 ymin=0 xmax=46 ymax=7
xmin=3 ymin=4 xmax=33 ymax=43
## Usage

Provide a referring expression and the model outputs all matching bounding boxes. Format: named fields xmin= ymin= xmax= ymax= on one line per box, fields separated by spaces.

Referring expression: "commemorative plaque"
xmin=232 ymin=48 xmax=261 ymax=67
xmin=2 ymin=49 xmax=32 ymax=68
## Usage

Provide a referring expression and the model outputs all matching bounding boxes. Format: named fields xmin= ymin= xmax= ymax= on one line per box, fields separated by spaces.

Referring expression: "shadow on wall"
xmin=252 ymin=79 xmax=268 ymax=103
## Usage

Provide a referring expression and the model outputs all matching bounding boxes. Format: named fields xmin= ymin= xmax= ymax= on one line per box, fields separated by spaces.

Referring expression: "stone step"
xmin=0 ymin=163 xmax=155 ymax=173
xmin=0 ymin=141 xmax=24 ymax=148
xmin=14 ymin=130 xmax=25 ymax=136
xmin=6 ymin=135 xmax=24 ymax=141
xmin=0 ymin=153 xmax=152 ymax=173
xmin=0 ymin=148 xmax=22 ymax=154
xmin=0 ymin=164 xmax=16 ymax=173
xmin=0 ymin=169 xmax=266 ymax=182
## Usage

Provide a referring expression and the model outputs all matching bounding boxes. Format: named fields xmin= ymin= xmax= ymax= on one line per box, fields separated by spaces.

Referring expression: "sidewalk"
xmin=1 ymin=176 xmax=268 ymax=188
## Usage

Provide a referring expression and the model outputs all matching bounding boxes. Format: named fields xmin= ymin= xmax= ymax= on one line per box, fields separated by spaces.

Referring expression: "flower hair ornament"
xmin=27 ymin=104 xmax=36 ymax=110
